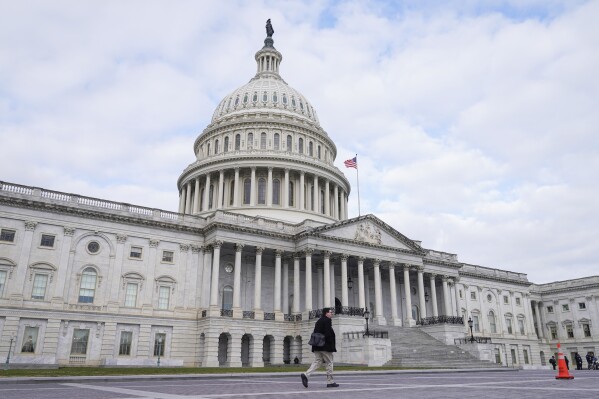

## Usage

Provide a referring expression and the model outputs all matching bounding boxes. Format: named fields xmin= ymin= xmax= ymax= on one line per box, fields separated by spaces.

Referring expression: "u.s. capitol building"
xmin=1 ymin=22 xmax=597 ymax=369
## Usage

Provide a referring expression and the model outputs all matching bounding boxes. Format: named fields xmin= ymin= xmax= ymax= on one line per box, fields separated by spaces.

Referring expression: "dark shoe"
xmin=301 ymin=373 xmax=308 ymax=388
xmin=327 ymin=383 xmax=339 ymax=388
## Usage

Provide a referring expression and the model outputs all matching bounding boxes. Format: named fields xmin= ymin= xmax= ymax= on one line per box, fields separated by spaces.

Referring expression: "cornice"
xmin=530 ymin=282 xmax=599 ymax=296
xmin=303 ymin=231 xmax=420 ymax=257
xmin=458 ymin=270 xmax=532 ymax=287
xmin=423 ymin=258 xmax=462 ymax=269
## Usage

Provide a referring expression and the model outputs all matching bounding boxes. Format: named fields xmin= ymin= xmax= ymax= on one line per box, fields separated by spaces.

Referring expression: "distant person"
xmin=549 ymin=356 xmax=557 ymax=370
xmin=301 ymin=307 xmax=338 ymax=388
xmin=564 ymin=355 xmax=570 ymax=370
xmin=575 ymin=353 xmax=583 ymax=370
xmin=586 ymin=352 xmax=592 ymax=370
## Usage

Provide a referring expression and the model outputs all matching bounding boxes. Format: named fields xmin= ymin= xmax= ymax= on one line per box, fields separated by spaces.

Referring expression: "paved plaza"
xmin=1 ymin=369 xmax=598 ymax=399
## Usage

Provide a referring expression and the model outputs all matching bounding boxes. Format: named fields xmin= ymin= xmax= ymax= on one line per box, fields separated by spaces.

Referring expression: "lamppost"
xmin=363 ymin=308 xmax=371 ymax=337
xmin=468 ymin=317 xmax=474 ymax=343
xmin=347 ymin=277 xmax=353 ymax=290
xmin=4 ymin=336 xmax=15 ymax=370
xmin=156 ymin=336 xmax=163 ymax=367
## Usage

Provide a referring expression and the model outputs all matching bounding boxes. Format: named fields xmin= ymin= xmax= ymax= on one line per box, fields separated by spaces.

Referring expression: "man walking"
xmin=301 ymin=307 xmax=339 ymax=388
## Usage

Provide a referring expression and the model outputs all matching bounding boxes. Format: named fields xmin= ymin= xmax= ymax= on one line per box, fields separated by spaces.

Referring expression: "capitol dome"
xmin=177 ymin=22 xmax=350 ymax=224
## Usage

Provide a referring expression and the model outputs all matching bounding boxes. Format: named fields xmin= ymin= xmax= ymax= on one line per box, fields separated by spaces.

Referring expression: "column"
xmin=299 ymin=172 xmax=305 ymax=210
xmin=341 ymin=255 xmax=348 ymax=307
xmin=324 ymin=180 xmax=330 ymax=216
xmin=250 ymin=167 xmax=256 ymax=206
xmin=330 ymin=259 xmax=336 ymax=309
xmin=454 ymin=280 xmax=461 ymax=318
xmin=253 ymin=247 xmax=263 ymax=312
xmin=373 ymin=260 xmax=386 ymax=324
xmin=323 ymin=251 xmax=331 ymax=307
xmin=52 ymin=226 xmax=75 ymax=304
xmin=313 ymin=175 xmax=319 ymax=212
xmin=403 ymin=265 xmax=414 ymax=325
xmin=293 ymin=254 xmax=301 ymax=313
xmin=201 ymin=247 xmax=212 ymax=308
xmin=193 ymin=177 xmax=200 ymax=213
xmin=417 ymin=267 xmax=427 ymax=319
xmin=304 ymin=249 xmax=313 ymax=311
xmin=535 ymin=301 xmax=544 ymax=339
xmin=333 ymin=185 xmax=339 ymax=219
xmin=282 ymin=257 xmax=289 ymax=314
xmin=274 ymin=249 xmax=282 ymax=316
xmin=232 ymin=243 xmax=244 ymax=318
xmin=217 ymin=170 xmax=224 ymax=209
xmin=178 ymin=186 xmax=185 ymax=213
xmin=202 ymin=174 xmax=211 ymax=211
xmin=234 ymin=168 xmax=240 ymax=207
xmin=185 ymin=182 xmax=192 ymax=213
xmin=283 ymin=168 xmax=289 ymax=209
xmin=357 ymin=257 xmax=365 ymax=310
xmin=208 ymin=241 xmax=222 ymax=313
xmin=524 ymin=294 xmax=536 ymax=337
xmin=430 ymin=274 xmax=439 ymax=317
xmin=142 ymin=239 xmax=159 ymax=310
xmin=267 ymin=167 xmax=273 ymax=206
xmin=442 ymin=276 xmax=451 ymax=316
xmin=389 ymin=264 xmax=400 ymax=325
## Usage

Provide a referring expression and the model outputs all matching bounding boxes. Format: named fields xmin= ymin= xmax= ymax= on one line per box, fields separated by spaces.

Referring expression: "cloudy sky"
xmin=1 ymin=0 xmax=598 ymax=284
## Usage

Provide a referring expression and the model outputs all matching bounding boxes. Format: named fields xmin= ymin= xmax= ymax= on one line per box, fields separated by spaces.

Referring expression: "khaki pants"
xmin=305 ymin=351 xmax=334 ymax=383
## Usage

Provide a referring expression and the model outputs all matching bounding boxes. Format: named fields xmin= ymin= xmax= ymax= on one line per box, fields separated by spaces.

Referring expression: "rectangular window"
xmin=506 ymin=318 xmax=513 ymax=334
xmin=154 ymin=333 xmax=166 ymax=356
xmin=158 ymin=286 xmax=170 ymax=310
xmin=511 ymin=348 xmax=517 ymax=364
xmin=550 ymin=326 xmax=558 ymax=339
xmin=547 ymin=306 xmax=554 ymax=313
xmin=515 ymin=297 xmax=521 ymax=306
xmin=578 ymin=302 xmax=586 ymax=310
xmin=523 ymin=349 xmax=529 ymax=364
xmin=31 ymin=274 xmax=48 ymax=300
xmin=518 ymin=319 xmax=525 ymax=335
xmin=161 ymin=251 xmax=174 ymax=263
xmin=503 ymin=295 xmax=509 ymax=304
xmin=0 ymin=228 xmax=16 ymax=242
xmin=78 ymin=271 xmax=96 ymax=303
xmin=0 ymin=270 xmax=6 ymax=297
xmin=130 ymin=246 xmax=143 ymax=259
xmin=470 ymin=291 xmax=476 ymax=300
xmin=562 ymin=304 xmax=570 ymax=312
xmin=70 ymin=329 xmax=90 ymax=355
xmin=124 ymin=283 xmax=138 ymax=307
xmin=473 ymin=315 xmax=480 ymax=332
xmin=119 ymin=331 xmax=132 ymax=355
xmin=495 ymin=348 xmax=501 ymax=364
xmin=40 ymin=234 xmax=55 ymax=247
xmin=583 ymin=324 xmax=591 ymax=337
xmin=21 ymin=326 xmax=39 ymax=353
xmin=459 ymin=290 xmax=462 ymax=299
xmin=567 ymin=325 xmax=574 ymax=338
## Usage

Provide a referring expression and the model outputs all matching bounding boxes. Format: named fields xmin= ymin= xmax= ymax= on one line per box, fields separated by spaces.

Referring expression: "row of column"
xmin=206 ymin=243 xmax=456 ymax=324
xmin=178 ymin=168 xmax=348 ymax=219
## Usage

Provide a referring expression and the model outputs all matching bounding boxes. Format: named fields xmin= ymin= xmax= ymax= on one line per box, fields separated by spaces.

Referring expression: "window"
xmin=317 ymin=145 xmax=321 ymax=159
xmin=222 ymin=285 xmax=233 ymax=310
xmin=70 ymin=329 xmax=90 ymax=355
xmin=208 ymin=184 xmax=214 ymax=209
xmin=510 ymin=348 xmax=517 ymax=364
xmin=550 ymin=325 xmax=558 ymax=339
xmin=547 ymin=306 xmax=554 ymax=313
xmin=288 ymin=181 xmax=294 ymax=206
xmin=506 ymin=317 xmax=513 ymax=334
xmin=503 ymin=295 xmax=509 ymax=304
xmin=119 ymin=331 xmax=132 ymax=355
xmin=472 ymin=315 xmax=480 ymax=332
xmin=562 ymin=304 xmax=570 ymax=312
xmin=87 ymin=241 xmax=100 ymax=254
xmin=78 ymin=268 xmax=97 ymax=303
xmin=262 ymin=91 xmax=268 ymax=102
xmin=258 ymin=178 xmax=266 ymax=205
xmin=470 ymin=291 xmax=476 ymax=300
xmin=130 ymin=246 xmax=143 ymax=259
xmin=487 ymin=294 xmax=493 ymax=302
xmin=272 ymin=179 xmax=280 ymax=205
xmin=243 ymin=178 xmax=251 ymax=205
xmin=583 ymin=323 xmax=591 ymax=337
xmin=252 ymin=92 xmax=258 ymax=102
xmin=40 ymin=234 xmax=55 ymax=248
xmin=291 ymin=96 xmax=296 ymax=107
xmin=0 ymin=270 xmax=6 ymax=297
xmin=489 ymin=311 xmax=497 ymax=333
xmin=286 ymin=135 xmax=292 ymax=151
xmin=162 ymin=250 xmax=174 ymax=263
xmin=0 ymin=228 xmax=16 ymax=242
xmin=298 ymin=138 xmax=303 ymax=154
xmin=459 ymin=290 xmax=462 ymax=299
xmin=308 ymin=141 xmax=313 ymax=156
xmin=229 ymin=180 xmax=235 ymax=206
xmin=272 ymin=92 xmax=278 ymax=103
xmin=207 ymin=143 xmax=210 ymax=155
xmin=21 ymin=326 xmax=39 ymax=353
xmin=31 ymin=274 xmax=48 ymax=300
xmin=579 ymin=302 xmax=586 ymax=310
xmin=518 ymin=319 xmax=525 ymax=335
xmin=523 ymin=349 xmax=529 ymax=364
xmin=158 ymin=286 xmax=170 ymax=310
xmin=260 ymin=132 xmax=266 ymax=149
xmin=566 ymin=324 xmax=574 ymax=338
xmin=124 ymin=283 xmax=138 ymax=307
xmin=282 ymin=93 xmax=287 ymax=105
xmin=247 ymin=133 xmax=253 ymax=149
xmin=214 ymin=139 xmax=219 ymax=154
xmin=320 ymin=190 xmax=325 ymax=213
xmin=516 ymin=297 xmax=521 ymax=306
xmin=274 ymin=133 xmax=280 ymax=150
xmin=154 ymin=333 xmax=166 ymax=356
xmin=235 ymin=134 xmax=241 ymax=150
xmin=243 ymin=93 xmax=248 ymax=104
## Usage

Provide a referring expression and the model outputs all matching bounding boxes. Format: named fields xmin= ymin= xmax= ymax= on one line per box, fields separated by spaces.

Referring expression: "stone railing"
xmin=454 ymin=336 xmax=492 ymax=344
xmin=242 ymin=311 xmax=255 ymax=319
xmin=335 ymin=306 xmax=365 ymax=317
xmin=417 ymin=316 xmax=464 ymax=326
xmin=263 ymin=312 xmax=275 ymax=321
xmin=220 ymin=309 xmax=233 ymax=317
xmin=344 ymin=330 xmax=389 ymax=339
xmin=284 ymin=313 xmax=302 ymax=322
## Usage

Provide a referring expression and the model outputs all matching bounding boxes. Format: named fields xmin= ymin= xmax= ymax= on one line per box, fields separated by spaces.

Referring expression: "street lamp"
xmin=347 ymin=277 xmax=353 ymax=290
xmin=4 ymin=336 xmax=15 ymax=370
xmin=156 ymin=336 xmax=163 ymax=367
xmin=425 ymin=292 xmax=430 ymax=302
xmin=468 ymin=317 xmax=474 ymax=343
xmin=363 ymin=308 xmax=371 ymax=337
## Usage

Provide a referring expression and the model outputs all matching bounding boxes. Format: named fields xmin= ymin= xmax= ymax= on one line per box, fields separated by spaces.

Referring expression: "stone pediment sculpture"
xmin=354 ymin=222 xmax=382 ymax=245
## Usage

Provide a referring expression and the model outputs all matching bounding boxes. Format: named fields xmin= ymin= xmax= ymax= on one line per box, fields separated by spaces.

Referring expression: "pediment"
xmin=310 ymin=214 xmax=421 ymax=252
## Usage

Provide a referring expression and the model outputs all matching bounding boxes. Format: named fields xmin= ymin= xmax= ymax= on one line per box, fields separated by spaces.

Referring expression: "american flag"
xmin=344 ymin=157 xmax=357 ymax=169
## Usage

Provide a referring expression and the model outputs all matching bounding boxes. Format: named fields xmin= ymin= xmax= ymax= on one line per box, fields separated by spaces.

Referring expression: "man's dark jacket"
xmin=311 ymin=315 xmax=336 ymax=353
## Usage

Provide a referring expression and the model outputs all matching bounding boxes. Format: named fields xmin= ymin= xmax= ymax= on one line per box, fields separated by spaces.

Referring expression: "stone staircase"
xmin=383 ymin=325 xmax=503 ymax=368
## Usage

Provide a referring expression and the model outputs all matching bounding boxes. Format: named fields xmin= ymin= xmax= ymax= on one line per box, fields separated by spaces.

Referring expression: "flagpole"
xmin=356 ymin=154 xmax=361 ymax=216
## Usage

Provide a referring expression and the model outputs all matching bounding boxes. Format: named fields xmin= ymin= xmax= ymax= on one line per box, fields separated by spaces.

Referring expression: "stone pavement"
xmin=1 ymin=369 xmax=597 ymax=399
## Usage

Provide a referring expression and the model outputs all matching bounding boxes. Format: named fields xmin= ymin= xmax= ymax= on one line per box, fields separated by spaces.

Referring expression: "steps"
xmin=383 ymin=325 xmax=503 ymax=368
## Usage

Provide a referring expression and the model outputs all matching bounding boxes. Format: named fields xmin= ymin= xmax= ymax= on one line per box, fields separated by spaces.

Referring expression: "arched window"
xmin=298 ymin=138 xmax=304 ymax=154
xmin=258 ymin=178 xmax=266 ymax=205
xmin=235 ymin=134 xmax=241 ymax=150
xmin=243 ymin=92 xmax=248 ymax=104
xmin=286 ymin=135 xmax=292 ymax=151
xmin=274 ymin=133 xmax=280 ymax=150
xmin=78 ymin=267 xmax=97 ymax=303
xmin=208 ymin=184 xmax=214 ymax=209
xmin=282 ymin=93 xmax=288 ymax=105
xmin=289 ymin=181 xmax=294 ymax=206
xmin=243 ymin=178 xmax=251 ymax=205
xmin=207 ymin=143 xmax=211 ymax=156
xmin=273 ymin=179 xmax=280 ymax=205
xmin=309 ymin=141 xmax=313 ymax=156
xmin=310 ymin=185 xmax=314 ymax=211
xmin=317 ymin=145 xmax=321 ymax=159
xmin=214 ymin=139 xmax=219 ymax=154
xmin=229 ymin=180 xmax=235 ymax=206
xmin=273 ymin=92 xmax=278 ymax=103
xmin=222 ymin=285 xmax=233 ymax=310
xmin=252 ymin=92 xmax=258 ymax=103
xmin=224 ymin=137 xmax=229 ymax=153
xmin=489 ymin=310 xmax=497 ymax=333
xmin=260 ymin=132 xmax=267 ymax=149
xmin=247 ymin=133 xmax=253 ymax=149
